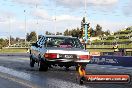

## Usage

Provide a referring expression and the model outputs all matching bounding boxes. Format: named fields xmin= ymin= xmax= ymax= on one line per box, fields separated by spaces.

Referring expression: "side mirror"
xmin=32 ymin=43 xmax=36 ymax=46
xmin=32 ymin=43 xmax=39 ymax=47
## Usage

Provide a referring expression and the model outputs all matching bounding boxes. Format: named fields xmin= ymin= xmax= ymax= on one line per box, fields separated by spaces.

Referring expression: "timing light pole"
xmin=84 ymin=0 xmax=87 ymax=20
xmin=84 ymin=0 xmax=89 ymax=43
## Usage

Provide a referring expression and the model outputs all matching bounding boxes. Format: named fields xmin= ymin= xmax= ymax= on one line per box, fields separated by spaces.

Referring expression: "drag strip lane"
xmin=0 ymin=56 xmax=132 ymax=88
xmin=0 ymin=72 xmax=38 ymax=88
xmin=0 ymin=66 xmax=88 ymax=88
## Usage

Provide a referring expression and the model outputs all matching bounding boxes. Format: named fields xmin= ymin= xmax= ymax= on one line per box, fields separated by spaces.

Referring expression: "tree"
xmin=64 ymin=27 xmax=82 ymax=38
xmin=45 ymin=31 xmax=52 ymax=35
xmin=77 ymin=27 xmax=82 ymax=38
xmin=16 ymin=37 xmax=20 ymax=42
xmin=45 ymin=31 xmax=49 ymax=35
xmin=89 ymin=27 xmax=95 ymax=37
xmin=0 ymin=38 xmax=8 ymax=48
xmin=26 ymin=33 xmax=30 ymax=41
xmin=56 ymin=32 xmax=62 ymax=35
xmin=95 ymin=24 xmax=103 ymax=36
xmin=64 ymin=29 xmax=69 ymax=36
xmin=71 ymin=29 xmax=76 ymax=37
xmin=104 ymin=30 xmax=110 ymax=36
xmin=30 ymin=31 xmax=37 ymax=42
xmin=82 ymin=17 xmax=85 ymax=23
xmin=26 ymin=31 xmax=37 ymax=42
xmin=59 ymin=33 xmax=62 ymax=35
xmin=10 ymin=36 xmax=16 ymax=44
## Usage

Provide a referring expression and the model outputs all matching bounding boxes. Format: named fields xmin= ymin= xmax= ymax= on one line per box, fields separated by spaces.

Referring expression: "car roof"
xmin=41 ymin=35 xmax=77 ymax=38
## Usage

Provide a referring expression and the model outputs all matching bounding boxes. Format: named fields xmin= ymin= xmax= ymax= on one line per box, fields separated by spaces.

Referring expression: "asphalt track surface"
xmin=0 ymin=54 xmax=132 ymax=88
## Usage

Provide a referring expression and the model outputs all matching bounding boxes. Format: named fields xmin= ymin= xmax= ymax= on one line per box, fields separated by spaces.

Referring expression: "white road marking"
xmin=109 ymin=68 xmax=118 ymax=69
xmin=0 ymin=73 xmax=38 ymax=88
xmin=0 ymin=66 xmax=90 ymax=88
xmin=100 ymin=67 xmax=105 ymax=68
xmin=17 ymin=58 xmax=29 ymax=60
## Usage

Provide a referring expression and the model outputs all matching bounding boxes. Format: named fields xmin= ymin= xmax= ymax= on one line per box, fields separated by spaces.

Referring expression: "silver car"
xmin=30 ymin=35 xmax=91 ymax=71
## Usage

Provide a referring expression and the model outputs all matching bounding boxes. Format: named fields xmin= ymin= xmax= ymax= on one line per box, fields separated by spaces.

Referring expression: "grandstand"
xmin=89 ymin=26 xmax=132 ymax=49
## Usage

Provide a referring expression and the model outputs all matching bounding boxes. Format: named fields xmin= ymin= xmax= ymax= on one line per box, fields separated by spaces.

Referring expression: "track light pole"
xmin=8 ymin=16 xmax=11 ymax=47
xmin=24 ymin=10 xmax=27 ymax=44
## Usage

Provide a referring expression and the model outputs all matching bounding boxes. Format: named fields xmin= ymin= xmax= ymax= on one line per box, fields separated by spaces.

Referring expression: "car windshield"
xmin=45 ymin=37 xmax=83 ymax=49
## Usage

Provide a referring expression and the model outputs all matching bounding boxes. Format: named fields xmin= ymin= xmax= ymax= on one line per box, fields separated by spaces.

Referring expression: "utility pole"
xmin=54 ymin=3 xmax=57 ymax=35
xmin=24 ymin=10 xmax=26 ymax=44
xmin=36 ymin=19 xmax=39 ymax=41
xmin=85 ymin=0 xmax=87 ymax=20
xmin=54 ymin=16 xmax=56 ymax=35
xmin=8 ymin=16 xmax=11 ymax=47
xmin=36 ymin=4 xmax=39 ymax=41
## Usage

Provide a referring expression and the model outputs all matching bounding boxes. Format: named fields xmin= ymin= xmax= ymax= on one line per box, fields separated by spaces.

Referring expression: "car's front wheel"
xmin=30 ymin=55 xmax=35 ymax=67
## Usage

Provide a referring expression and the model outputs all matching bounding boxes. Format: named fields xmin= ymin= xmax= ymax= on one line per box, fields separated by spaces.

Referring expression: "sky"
xmin=0 ymin=0 xmax=132 ymax=38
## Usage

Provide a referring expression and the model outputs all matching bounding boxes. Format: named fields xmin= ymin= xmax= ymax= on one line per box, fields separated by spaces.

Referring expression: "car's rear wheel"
xmin=79 ymin=77 xmax=85 ymax=85
xmin=39 ymin=61 xmax=48 ymax=71
xmin=76 ymin=66 xmax=79 ymax=71
xmin=30 ymin=55 xmax=35 ymax=67
xmin=65 ymin=66 xmax=70 ymax=71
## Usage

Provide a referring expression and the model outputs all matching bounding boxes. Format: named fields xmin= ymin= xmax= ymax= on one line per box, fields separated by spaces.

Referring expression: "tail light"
xmin=44 ymin=53 xmax=57 ymax=59
xmin=78 ymin=55 xmax=91 ymax=60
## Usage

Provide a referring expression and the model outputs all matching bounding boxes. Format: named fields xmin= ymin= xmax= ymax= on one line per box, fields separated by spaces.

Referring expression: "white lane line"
xmin=17 ymin=58 xmax=29 ymax=60
xmin=109 ymin=68 xmax=118 ymax=69
xmin=0 ymin=73 xmax=39 ymax=88
xmin=0 ymin=66 xmax=90 ymax=88
xmin=100 ymin=67 xmax=105 ymax=68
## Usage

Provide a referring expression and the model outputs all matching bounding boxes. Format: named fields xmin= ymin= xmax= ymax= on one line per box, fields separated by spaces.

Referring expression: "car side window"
xmin=36 ymin=36 xmax=46 ymax=47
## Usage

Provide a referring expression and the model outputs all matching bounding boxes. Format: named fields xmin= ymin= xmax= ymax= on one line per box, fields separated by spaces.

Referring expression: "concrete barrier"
xmin=89 ymin=55 xmax=132 ymax=67
xmin=0 ymin=53 xmax=30 ymax=57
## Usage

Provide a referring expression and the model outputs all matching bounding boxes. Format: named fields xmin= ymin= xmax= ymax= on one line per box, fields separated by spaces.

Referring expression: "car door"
xmin=30 ymin=42 xmax=38 ymax=59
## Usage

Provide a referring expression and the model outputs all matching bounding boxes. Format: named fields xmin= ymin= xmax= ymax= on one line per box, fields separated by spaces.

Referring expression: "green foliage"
xmin=56 ymin=32 xmax=62 ymax=35
xmin=26 ymin=31 xmax=37 ymax=42
xmin=45 ymin=31 xmax=62 ymax=35
xmin=87 ymin=44 xmax=132 ymax=49
xmin=64 ymin=29 xmax=69 ymax=36
xmin=0 ymin=39 xmax=8 ymax=48
xmin=106 ymin=36 xmax=115 ymax=40
xmin=114 ymin=27 xmax=132 ymax=35
xmin=0 ymin=48 xmax=27 ymax=53
xmin=88 ymin=27 xmax=96 ymax=37
xmin=92 ymin=26 xmax=131 ymax=45
xmin=93 ymin=24 xmax=110 ymax=37
xmin=45 ymin=31 xmax=52 ymax=35
xmin=63 ymin=28 xmax=81 ymax=38
xmin=95 ymin=24 xmax=102 ymax=36
xmin=63 ymin=23 xmax=110 ymax=38
xmin=82 ymin=17 xmax=85 ymax=23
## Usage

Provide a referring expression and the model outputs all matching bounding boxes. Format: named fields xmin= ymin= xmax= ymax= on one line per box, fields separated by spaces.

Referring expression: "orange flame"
xmin=78 ymin=65 xmax=86 ymax=77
